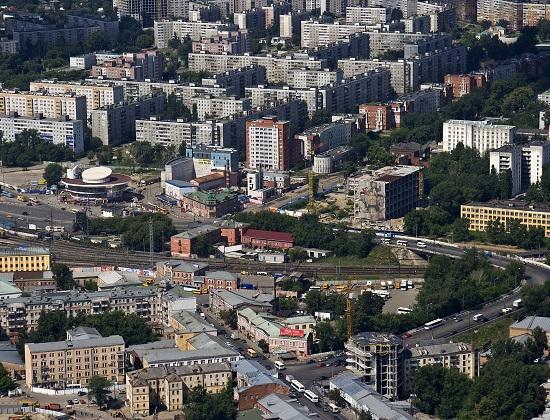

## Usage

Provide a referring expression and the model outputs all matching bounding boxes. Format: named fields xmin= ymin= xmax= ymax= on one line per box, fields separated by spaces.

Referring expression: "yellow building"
xmin=24 ymin=327 xmax=125 ymax=389
xmin=126 ymin=363 xmax=232 ymax=416
xmin=461 ymin=200 xmax=550 ymax=237
xmin=0 ymin=247 xmax=51 ymax=272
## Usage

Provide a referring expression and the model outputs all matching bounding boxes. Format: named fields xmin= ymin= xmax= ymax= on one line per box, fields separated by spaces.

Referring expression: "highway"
xmin=381 ymin=234 xmax=550 ymax=345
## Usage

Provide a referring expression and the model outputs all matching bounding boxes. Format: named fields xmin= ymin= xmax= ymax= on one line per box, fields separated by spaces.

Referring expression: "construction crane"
xmin=346 ymin=276 xmax=353 ymax=339
xmin=307 ymin=171 xmax=316 ymax=213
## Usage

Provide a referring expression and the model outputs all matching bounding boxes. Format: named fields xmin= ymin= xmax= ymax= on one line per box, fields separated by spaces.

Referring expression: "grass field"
xmin=454 ymin=317 xmax=515 ymax=350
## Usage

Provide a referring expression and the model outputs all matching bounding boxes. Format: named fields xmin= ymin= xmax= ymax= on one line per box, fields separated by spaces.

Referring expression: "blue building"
xmin=185 ymin=145 xmax=239 ymax=173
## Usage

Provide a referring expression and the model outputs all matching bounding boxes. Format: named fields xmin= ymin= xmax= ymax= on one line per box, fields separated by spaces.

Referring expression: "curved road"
xmin=382 ymin=234 xmax=550 ymax=345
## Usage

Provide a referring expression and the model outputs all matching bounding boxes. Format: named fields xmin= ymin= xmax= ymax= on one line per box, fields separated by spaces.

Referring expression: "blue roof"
xmin=166 ymin=180 xmax=194 ymax=188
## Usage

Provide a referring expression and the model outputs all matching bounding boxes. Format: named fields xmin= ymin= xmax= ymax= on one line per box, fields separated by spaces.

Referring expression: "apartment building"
xmin=154 ymin=20 xmax=239 ymax=47
xmin=346 ymin=332 xmax=404 ymax=399
xmin=0 ymin=38 xmax=18 ymax=54
xmin=417 ymin=1 xmax=457 ymax=32
xmin=4 ymin=14 xmax=118 ymax=49
xmin=136 ymin=118 xmax=215 ymax=147
xmin=351 ymin=165 xmax=423 ymax=221
xmin=91 ymin=95 xmax=166 ymax=145
xmin=443 ymin=119 xmax=516 ymax=155
xmin=345 ymin=7 xmax=390 ymax=25
xmin=179 ymin=190 xmax=241 ymax=218
xmin=359 ymin=104 xmax=394 ymax=131
xmin=489 ymin=145 xmax=523 ymax=196
xmin=191 ymin=95 xmax=251 ymax=119
xmin=286 ymin=68 xmax=343 ymax=88
xmin=280 ymin=11 xmax=312 ymax=39
xmin=0 ymin=114 xmax=84 ymax=154
xmin=338 ymin=58 xmax=409 ymax=95
xmin=406 ymin=46 xmax=467 ymax=90
xmin=300 ymin=20 xmax=365 ymax=48
xmin=246 ymin=116 xmax=291 ymax=171
xmin=237 ymin=308 xmax=314 ymax=359
xmin=200 ymin=65 xmax=265 ymax=97
xmin=294 ymin=120 xmax=352 ymax=159
xmin=538 ymin=88 xmax=550 ymax=106
xmin=368 ymin=31 xmax=427 ymax=58
xmin=29 ymin=81 xmax=123 ymax=118
xmin=0 ymin=247 xmax=50 ymax=273
xmin=444 ymin=73 xmax=488 ymax=98
xmin=402 ymin=33 xmax=453 ymax=59
xmin=25 ymin=327 xmax=125 ymax=389
xmin=404 ymin=342 xmax=478 ymax=394
xmin=461 ymin=200 xmax=550 ymax=237
xmin=477 ymin=0 xmax=550 ymax=31
xmin=0 ymin=91 xmax=87 ymax=123
xmin=192 ymin=30 xmax=250 ymax=54
xmin=90 ymin=50 xmax=164 ymax=82
xmin=188 ymin=52 xmax=327 ymax=84
xmin=245 ymin=85 xmax=319 ymax=115
xmin=126 ymin=363 xmax=232 ymax=416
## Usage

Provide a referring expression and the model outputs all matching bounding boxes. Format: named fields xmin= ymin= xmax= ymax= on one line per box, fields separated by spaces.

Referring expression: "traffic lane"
xmin=0 ymin=200 xmax=74 ymax=227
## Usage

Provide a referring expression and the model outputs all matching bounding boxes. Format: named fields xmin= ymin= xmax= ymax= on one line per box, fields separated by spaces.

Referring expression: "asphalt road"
xmin=382 ymin=234 xmax=550 ymax=345
xmin=0 ymin=199 xmax=75 ymax=229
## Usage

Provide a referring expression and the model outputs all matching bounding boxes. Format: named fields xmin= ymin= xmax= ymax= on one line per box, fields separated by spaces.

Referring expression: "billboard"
xmin=279 ymin=328 xmax=305 ymax=337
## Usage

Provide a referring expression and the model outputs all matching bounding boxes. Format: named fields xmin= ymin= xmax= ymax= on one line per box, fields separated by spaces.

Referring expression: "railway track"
xmin=0 ymin=236 xmax=426 ymax=277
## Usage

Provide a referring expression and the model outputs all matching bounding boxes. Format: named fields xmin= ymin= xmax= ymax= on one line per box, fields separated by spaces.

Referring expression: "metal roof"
xmin=511 ymin=316 xmax=550 ymax=332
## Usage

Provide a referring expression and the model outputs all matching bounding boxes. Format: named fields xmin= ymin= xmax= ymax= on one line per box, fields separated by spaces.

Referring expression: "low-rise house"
xmin=241 ymin=229 xmax=294 ymax=250
xmin=204 ymin=271 xmax=239 ymax=291
xmin=169 ymin=310 xmax=217 ymax=346
xmin=233 ymin=359 xmax=289 ymax=410
xmin=96 ymin=271 xmax=143 ymax=290
xmin=126 ymin=363 xmax=232 ymax=416
xmin=156 ymin=260 xmax=209 ymax=285
xmin=170 ymin=225 xmax=221 ymax=257
xmin=209 ymin=289 xmax=273 ymax=314
xmin=509 ymin=316 xmax=550 ymax=342
xmin=256 ymin=393 xmax=314 ymax=419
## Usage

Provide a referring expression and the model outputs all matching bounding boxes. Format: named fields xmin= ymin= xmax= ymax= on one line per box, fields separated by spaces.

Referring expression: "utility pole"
xmin=346 ymin=276 xmax=353 ymax=339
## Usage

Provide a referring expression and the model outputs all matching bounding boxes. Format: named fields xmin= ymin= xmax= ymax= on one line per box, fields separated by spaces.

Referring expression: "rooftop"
xmin=462 ymin=200 xmax=550 ymax=213
xmin=409 ymin=342 xmax=472 ymax=358
xmin=171 ymin=311 xmax=217 ymax=334
xmin=511 ymin=316 xmax=550 ymax=332
xmin=0 ymin=246 xmax=49 ymax=257
xmin=171 ymin=225 xmax=220 ymax=240
xmin=211 ymin=289 xmax=273 ymax=309
xmin=27 ymin=335 xmax=124 ymax=353
xmin=184 ymin=190 xmax=239 ymax=205
xmin=257 ymin=393 xmax=312 ymax=420
xmin=242 ymin=228 xmax=294 ymax=243
xmin=351 ymin=331 xmax=403 ymax=346
xmin=445 ymin=119 xmax=516 ymax=129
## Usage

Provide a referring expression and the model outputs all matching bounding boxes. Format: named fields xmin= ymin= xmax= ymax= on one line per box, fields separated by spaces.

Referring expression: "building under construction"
xmin=345 ymin=331 xmax=404 ymax=400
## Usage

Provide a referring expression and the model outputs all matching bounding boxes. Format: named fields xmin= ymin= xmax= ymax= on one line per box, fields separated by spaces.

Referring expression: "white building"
xmin=246 ymin=116 xmax=291 ymax=171
xmin=521 ymin=141 xmax=550 ymax=187
xmin=0 ymin=114 xmax=84 ymax=154
xmin=538 ymin=89 xmax=550 ymax=106
xmin=154 ymin=20 xmax=238 ymax=47
xmin=489 ymin=144 xmax=522 ymax=196
xmin=0 ymin=91 xmax=87 ymax=123
xmin=136 ymin=118 xmax=215 ymax=147
xmin=345 ymin=6 xmax=390 ymax=25
xmin=442 ymin=119 xmax=516 ymax=155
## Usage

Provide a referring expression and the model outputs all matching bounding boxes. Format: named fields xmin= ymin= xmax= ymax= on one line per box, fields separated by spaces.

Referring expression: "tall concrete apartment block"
xmin=443 ymin=119 xmax=516 ymax=155
xmin=90 ymin=50 xmax=165 ymax=82
xmin=136 ymin=118 xmax=216 ymax=147
xmin=490 ymin=142 xmax=550 ymax=195
xmin=154 ymin=20 xmax=239 ymax=47
xmin=114 ymin=0 xmax=191 ymax=25
xmin=346 ymin=332 xmax=404 ymax=399
xmin=0 ymin=91 xmax=87 ymax=123
xmin=29 ymin=81 xmax=124 ymax=118
xmin=300 ymin=20 xmax=366 ymax=48
xmin=246 ymin=116 xmax=291 ymax=171
xmin=477 ymin=0 xmax=550 ymax=31
xmin=91 ymin=95 xmax=166 ymax=145
xmin=351 ymin=165 xmax=423 ymax=221
xmin=0 ymin=114 xmax=84 ymax=154
xmin=345 ymin=7 xmax=390 ymax=25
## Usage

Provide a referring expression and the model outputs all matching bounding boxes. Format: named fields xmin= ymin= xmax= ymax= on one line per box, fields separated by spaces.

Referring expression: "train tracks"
xmin=4 ymin=237 xmax=426 ymax=277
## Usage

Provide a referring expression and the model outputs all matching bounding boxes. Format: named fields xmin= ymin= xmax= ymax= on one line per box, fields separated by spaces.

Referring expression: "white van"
xmin=473 ymin=314 xmax=486 ymax=322
xmin=274 ymin=361 xmax=286 ymax=370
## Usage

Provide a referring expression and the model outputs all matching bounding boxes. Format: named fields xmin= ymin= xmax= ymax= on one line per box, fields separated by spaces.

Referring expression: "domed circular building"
xmin=61 ymin=166 xmax=130 ymax=204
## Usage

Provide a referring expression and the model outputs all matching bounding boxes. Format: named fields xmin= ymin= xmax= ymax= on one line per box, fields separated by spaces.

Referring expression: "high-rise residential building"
xmin=0 ymin=114 xmax=84 ymax=154
xmin=345 ymin=6 xmax=390 ymax=25
xmin=294 ymin=120 xmax=352 ymax=159
xmin=136 ymin=118 xmax=216 ymax=147
xmin=521 ymin=141 xmax=550 ymax=189
xmin=346 ymin=332 xmax=404 ymax=399
xmin=246 ymin=116 xmax=291 ymax=171
xmin=114 ymin=0 xmax=191 ymax=26
xmin=350 ymin=165 xmax=423 ymax=221
xmin=25 ymin=327 xmax=125 ymax=389
xmin=191 ymin=29 xmax=250 ymax=54
xmin=476 ymin=0 xmax=550 ymax=31
xmin=154 ymin=20 xmax=239 ymax=47
xmin=0 ymin=91 xmax=87 ymax=123
xmin=300 ymin=20 xmax=365 ymax=48
xmin=90 ymin=50 xmax=165 ymax=82
xmin=443 ymin=119 xmax=516 ymax=155
xmin=29 ymin=81 xmax=124 ymax=117
xmin=490 ymin=144 xmax=522 ymax=196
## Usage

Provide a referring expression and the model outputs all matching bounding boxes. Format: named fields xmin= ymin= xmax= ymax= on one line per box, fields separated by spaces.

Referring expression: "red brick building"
xmin=241 ymin=229 xmax=294 ymax=250
xmin=444 ymin=73 xmax=487 ymax=99
xmin=204 ymin=271 xmax=239 ymax=291
xmin=170 ymin=225 xmax=221 ymax=257
xmin=219 ymin=220 xmax=249 ymax=246
xmin=359 ymin=104 xmax=393 ymax=131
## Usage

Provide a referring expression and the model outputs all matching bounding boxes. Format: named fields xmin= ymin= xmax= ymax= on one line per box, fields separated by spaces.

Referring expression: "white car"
xmin=501 ymin=307 xmax=513 ymax=314
xmin=417 ymin=241 xmax=427 ymax=248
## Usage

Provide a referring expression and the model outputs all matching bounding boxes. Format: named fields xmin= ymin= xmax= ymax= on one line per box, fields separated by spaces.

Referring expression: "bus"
xmin=372 ymin=290 xmax=389 ymax=300
xmin=397 ymin=307 xmax=413 ymax=314
xmin=424 ymin=318 xmax=443 ymax=330
xmin=290 ymin=379 xmax=305 ymax=393
xmin=247 ymin=348 xmax=257 ymax=358
xmin=309 ymin=286 xmax=321 ymax=292
xmin=274 ymin=361 xmax=286 ymax=370
xmin=304 ymin=390 xmax=319 ymax=403
xmin=328 ymin=403 xmax=340 ymax=413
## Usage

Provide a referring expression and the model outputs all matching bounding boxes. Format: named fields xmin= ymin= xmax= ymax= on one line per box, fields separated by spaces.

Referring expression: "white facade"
xmin=154 ymin=20 xmax=236 ymax=47
xmin=0 ymin=91 xmax=87 ymax=123
xmin=300 ymin=20 xmax=364 ymax=48
xmin=489 ymin=145 xmax=522 ymax=196
xmin=247 ymin=125 xmax=281 ymax=170
xmin=136 ymin=118 xmax=215 ymax=147
xmin=522 ymin=142 xmax=550 ymax=186
xmin=280 ymin=14 xmax=293 ymax=38
xmin=442 ymin=119 xmax=516 ymax=155
xmin=345 ymin=7 xmax=389 ymax=25
xmin=0 ymin=115 xmax=84 ymax=154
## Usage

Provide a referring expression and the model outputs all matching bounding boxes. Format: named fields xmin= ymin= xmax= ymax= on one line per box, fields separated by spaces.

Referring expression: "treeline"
xmin=85 ymin=214 xmax=175 ymax=252
xmin=522 ymin=281 xmax=550 ymax=317
xmin=0 ymin=130 xmax=75 ymax=167
xmin=233 ymin=212 xmax=376 ymax=258
xmin=17 ymin=310 xmax=157 ymax=358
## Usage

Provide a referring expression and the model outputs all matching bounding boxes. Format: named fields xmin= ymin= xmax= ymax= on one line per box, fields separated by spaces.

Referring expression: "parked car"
xmin=77 ymin=391 xmax=87 ymax=396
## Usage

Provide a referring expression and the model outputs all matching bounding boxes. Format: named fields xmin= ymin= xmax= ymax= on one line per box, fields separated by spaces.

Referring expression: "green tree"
xmin=52 ymin=263 xmax=76 ymax=290
xmin=219 ymin=309 xmax=237 ymax=329
xmin=184 ymin=383 xmax=236 ymax=420
xmin=0 ymin=364 xmax=15 ymax=393
xmin=288 ymin=247 xmax=308 ymax=262
xmin=43 ymin=163 xmax=64 ymax=187
xmin=88 ymin=375 xmax=111 ymax=407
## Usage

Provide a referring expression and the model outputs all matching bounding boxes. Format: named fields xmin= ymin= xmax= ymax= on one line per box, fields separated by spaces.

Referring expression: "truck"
xmin=16 ymin=194 xmax=27 ymax=202
xmin=513 ymin=299 xmax=522 ymax=308
xmin=45 ymin=403 xmax=61 ymax=411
